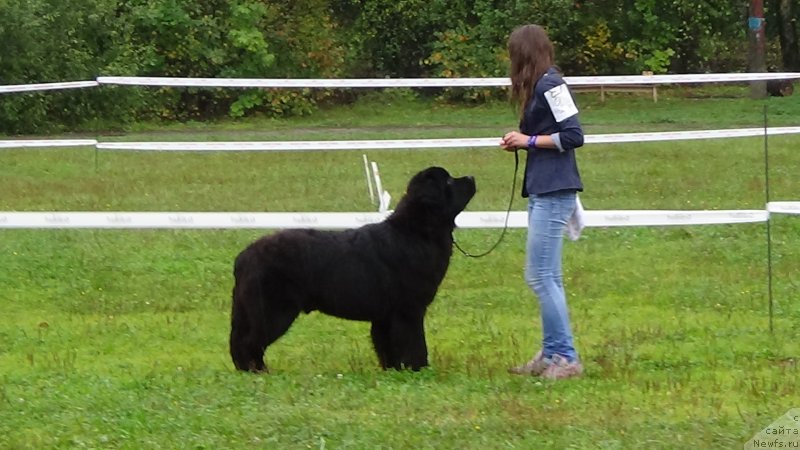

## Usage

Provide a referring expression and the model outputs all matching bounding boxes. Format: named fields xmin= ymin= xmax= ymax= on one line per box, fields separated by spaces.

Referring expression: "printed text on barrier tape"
xmin=0 ymin=210 xmax=771 ymax=229
xmin=767 ymin=202 xmax=800 ymax=215
xmin=5 ymin=127 xmax=800 ymax=151
xmin=88 ymin=127 xmax=800 ymax=151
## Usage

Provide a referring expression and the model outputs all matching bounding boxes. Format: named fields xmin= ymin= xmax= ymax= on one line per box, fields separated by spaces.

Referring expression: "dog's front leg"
xmin=370 ymin=320 xmax=394 ymax=369
xmin=391 ymin=312 xmax=429 ymax=371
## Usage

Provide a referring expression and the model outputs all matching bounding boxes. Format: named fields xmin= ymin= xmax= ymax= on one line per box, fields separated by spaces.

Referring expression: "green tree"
xmin=331 ymin=0 xmax=443 ymax=77
xmin=576 ymin=0 xmax=748 ymax=73
xmin=770 ymin=0 xmax=800 ymax=70
xmin=0 ymin=0 xmax=143 ymax=133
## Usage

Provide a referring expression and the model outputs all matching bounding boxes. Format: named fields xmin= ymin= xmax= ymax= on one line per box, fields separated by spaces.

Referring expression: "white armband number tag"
xmin=545 ymin=84 xmax=579 ymax=122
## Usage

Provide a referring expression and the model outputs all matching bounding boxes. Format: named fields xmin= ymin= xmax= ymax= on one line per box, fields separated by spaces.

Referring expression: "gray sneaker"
xmin=540 ymin=354 xmax=583 ymax=380
xmin=508 ymin=350 xmax=550 ymax=375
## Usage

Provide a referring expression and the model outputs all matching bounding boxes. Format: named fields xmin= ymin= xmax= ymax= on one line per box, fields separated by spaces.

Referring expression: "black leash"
xmin=453 ymin=150 xmax=520 ymax=258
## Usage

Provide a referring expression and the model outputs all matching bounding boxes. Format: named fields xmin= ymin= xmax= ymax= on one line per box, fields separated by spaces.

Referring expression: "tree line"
xmin=1 ymin=0 xmax=797 ymax=134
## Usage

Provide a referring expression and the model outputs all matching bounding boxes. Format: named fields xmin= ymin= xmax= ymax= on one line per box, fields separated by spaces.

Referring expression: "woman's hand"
xmin=500 ymin=131 xmax=529 ymax=151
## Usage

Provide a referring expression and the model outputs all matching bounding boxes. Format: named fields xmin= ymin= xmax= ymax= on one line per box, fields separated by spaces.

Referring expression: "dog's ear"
xmin=406 ymin=167 xmax=448 ymax=188
xmin=406 ymin=167 xmax=450 ymax=208
xmin=389 ymin=167 xmax=465 ymax=231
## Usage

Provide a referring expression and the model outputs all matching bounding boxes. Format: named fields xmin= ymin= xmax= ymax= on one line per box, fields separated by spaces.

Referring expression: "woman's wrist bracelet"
xmin=527 ymin=135 xmax=538 ymax=149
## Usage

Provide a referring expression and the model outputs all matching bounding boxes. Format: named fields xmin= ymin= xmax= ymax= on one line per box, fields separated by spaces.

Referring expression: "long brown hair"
xmin=508 ymin=24 xmax=555 ymax=119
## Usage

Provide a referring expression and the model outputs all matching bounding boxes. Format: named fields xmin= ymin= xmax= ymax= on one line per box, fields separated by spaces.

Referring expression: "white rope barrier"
xmin=767 ymin=202 xmax=800 ymax=215
xmin=2 ymin=127 xmax=799 ymax=152
xmin=0 ymin=209 xmax=777 ymax=229
xmin=0 ymin=212 xmax=384 ymax=229
xmin=87 ymin=127 xmax=800 ymax=151
xmin=587 ymin=127 xmax=800 ymax=144
xmin=571 ymin=72 xmax=800 ymax=85
xmin=582 ymin=210 xmax=771 ymax=227
xmin=0 ymin=81 xmax=98 ymax=94
xmin=96 ymin=73 xmax=800 ymax=88
xmin=96 ymin=76 xmax=508 ymax=88
xmin=3 ymin=73 xmax=799 ymax=94
xmin=87 ymin=127 xmax=800 ymax=152
xmin=457 ymin=210 xmax=772 ymax=228
xmin=95 ymin=138 xmax=496 ymax=152
xmin=0 ymin=139 xmax=97 ymax=149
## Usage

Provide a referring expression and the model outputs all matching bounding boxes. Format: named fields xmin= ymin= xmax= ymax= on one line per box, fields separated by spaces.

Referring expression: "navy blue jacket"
xmin=519 ymin=67 xmax=584 ymax=197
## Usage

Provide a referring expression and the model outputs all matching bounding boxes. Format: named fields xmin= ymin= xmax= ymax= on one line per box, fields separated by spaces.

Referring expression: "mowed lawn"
xmin=1 ymin=87 xmax=798 ymax=449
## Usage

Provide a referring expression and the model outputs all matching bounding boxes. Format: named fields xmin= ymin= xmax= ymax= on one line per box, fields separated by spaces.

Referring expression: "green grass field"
xmin=1 ymin=87 xmax=799 ymax=449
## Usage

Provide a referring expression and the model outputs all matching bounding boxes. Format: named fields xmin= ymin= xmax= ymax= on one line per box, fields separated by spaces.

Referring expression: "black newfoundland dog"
xmin=230 ymin=166 xmax=476 ymax=373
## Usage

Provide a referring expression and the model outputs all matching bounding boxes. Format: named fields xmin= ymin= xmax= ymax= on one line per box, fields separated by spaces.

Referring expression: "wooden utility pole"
xmin=749 ymin=0 xmax=767 ymax=98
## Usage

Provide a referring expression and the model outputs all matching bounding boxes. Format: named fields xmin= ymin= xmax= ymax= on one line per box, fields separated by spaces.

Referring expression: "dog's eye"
xmin=444 ymin=178 xmax=454 ymax=198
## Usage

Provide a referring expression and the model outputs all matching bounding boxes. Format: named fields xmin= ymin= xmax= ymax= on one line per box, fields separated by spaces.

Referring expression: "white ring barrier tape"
xmin=95 ymin=138 xmax=498 ymax=151
xmin=587 ymin=127 xmax=800 ymax=144
xmin=0 ymin=209 xmax=772 ymax=229
xmin=86 ymin=127 xmax=800 ymax=152
xmin=96 ymin=73 xmax=800 ymax=89
xmin=767 ymin=202 xmax=800 ymax=215
xmin=0 ymin=139 xmax=97 ymax=149
xmin=3 ymin=127 xmax=800 ymax=152
xmin=569 ymin=72 xmax=800 ymax=85
xmin=584 ymin=209 xmax=770 ymax=227
xmin=0 ymin=81 xmax=98 ymax=94
xmin=97 ymin=76 xmax=508 ymax=88
xmin=456 ymin=210 xmax=770 ymax=228
xmin=3 ymin=74 xmax=799 ymax=94
xmin=0 ymin=212 xmax=387 ymax=229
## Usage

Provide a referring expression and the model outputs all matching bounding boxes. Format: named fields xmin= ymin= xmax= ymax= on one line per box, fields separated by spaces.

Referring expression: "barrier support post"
xmin=763 ymin=105 xmax=774 ymax=333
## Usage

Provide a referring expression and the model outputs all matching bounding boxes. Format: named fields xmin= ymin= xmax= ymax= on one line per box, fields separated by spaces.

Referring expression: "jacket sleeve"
xmin=539 ymin=77 xmax=584 ymax=151
xmin=552 ymin=112 xmax=584 ymax=151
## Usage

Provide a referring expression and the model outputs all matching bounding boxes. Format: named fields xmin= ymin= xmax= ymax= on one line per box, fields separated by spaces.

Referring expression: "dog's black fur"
xmin=229 ymin=166 xmax=476 ymax=372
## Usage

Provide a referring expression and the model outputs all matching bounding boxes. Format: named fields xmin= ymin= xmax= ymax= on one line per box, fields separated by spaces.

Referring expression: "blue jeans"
xmin=525 ymin=191 xmax=578 ymax=362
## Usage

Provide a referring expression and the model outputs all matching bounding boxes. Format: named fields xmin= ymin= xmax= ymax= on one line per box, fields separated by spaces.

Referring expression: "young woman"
xmin=499 ymin=24 xmax=585 ymax=380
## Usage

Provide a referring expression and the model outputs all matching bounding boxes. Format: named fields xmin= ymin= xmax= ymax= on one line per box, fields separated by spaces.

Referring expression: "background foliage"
xmin=0 ymin=0 xmax=798 ymax=133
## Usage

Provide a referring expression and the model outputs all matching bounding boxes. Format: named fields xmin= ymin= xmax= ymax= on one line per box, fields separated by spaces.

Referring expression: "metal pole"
xmin=763 ymin=105 xmax=773 ymax=333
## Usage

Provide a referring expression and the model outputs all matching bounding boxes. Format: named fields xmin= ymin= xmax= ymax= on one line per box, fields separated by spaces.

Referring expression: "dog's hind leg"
xmin=229 ymin=272 xmax=270 ymax=372
xmin=230 ymin=301 xmax=266 ymax=372
xmin=230 ymin=277 xmax=269 ymax=372
xmin=230 ymin=275 xmax=300 ymax=373
xmin=231 ymin=256 xmax=266 ymax=372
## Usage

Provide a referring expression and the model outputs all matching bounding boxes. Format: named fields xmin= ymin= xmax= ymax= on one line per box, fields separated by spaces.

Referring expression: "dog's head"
xmin=406 ymin=166 xmax=476 ymax=216
xmin=390 ymin=166 xmax=476 ymax=232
